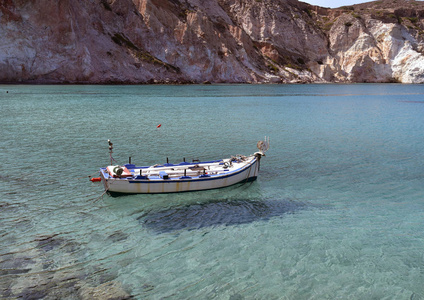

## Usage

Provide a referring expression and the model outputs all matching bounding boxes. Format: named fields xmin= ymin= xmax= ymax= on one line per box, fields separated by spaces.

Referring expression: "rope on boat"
xmin=77 ymin=170 xmax=100 ymax=180
xmin=110 ymin=153 xmax=119 ymax=164
xmin=93 ymin=190 xmax=108 ymax=203
xmin=91 ymin=175 xmax=117 ymax=202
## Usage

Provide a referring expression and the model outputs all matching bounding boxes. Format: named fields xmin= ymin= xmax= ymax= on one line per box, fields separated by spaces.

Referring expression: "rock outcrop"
xmin=1 ymin=0 xmax=424 ymax=83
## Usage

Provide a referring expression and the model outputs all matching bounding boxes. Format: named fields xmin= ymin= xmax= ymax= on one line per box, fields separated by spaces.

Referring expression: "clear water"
xmin=1 ymin=84 xmax=424 ymax=299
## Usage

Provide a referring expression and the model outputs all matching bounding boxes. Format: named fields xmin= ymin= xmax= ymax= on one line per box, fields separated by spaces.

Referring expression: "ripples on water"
xmin=1 ymin=84 xmax=424 ymax=299
xmin=140 ymin=198 xmax=307 ymax=234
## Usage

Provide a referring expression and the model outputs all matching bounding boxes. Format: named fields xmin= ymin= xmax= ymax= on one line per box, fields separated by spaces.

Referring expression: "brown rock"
xmin=1 ymin=0 xmax=424 ymax=83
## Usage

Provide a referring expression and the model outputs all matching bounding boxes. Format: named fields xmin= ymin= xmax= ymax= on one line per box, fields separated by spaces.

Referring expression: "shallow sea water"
xmin=1 ymin=84 xmax=424 ymax=299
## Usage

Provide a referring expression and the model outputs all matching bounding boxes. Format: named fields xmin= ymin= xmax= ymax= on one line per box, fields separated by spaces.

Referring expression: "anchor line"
xmin=77 ymin=170 xmax=100 ymax=180
xmin=244 ymin=160 xmax=254 ymax=184
xmin=93 ymin=191 xmax=107 ymax=202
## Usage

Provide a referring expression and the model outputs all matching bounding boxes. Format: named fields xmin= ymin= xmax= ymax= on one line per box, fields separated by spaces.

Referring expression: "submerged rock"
xmin=36 ymin=235 xmax=65 ymax=252
xmin=79 ymin=281 xmax=132 ymax=300
xmin=107 ymin=231 xmax=129 ymax=243
xmin=0 ymin=231 xmax=133 ymax=299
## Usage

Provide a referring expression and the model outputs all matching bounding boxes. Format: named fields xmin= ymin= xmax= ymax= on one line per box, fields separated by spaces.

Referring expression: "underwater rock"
xmin=0 ymin=231 xmax=132 ymax=299
xmin=36 ymin=234 xmax=65 ymax=252
xmin=12 ymin=272 xmax=78 ymax=300
xmin=4 ymin=265 xmax=130 ymax=300
xmin=0 ymin=268 xmax=31 ymax=276
xmin=230 ymin=294 xmax=244 ymax=300
xmin=79 ymin=280 xmax=132 ymax=300
xmin=108 ymin=231 xmax=129 ymax=243
xmin=0 ymin=255 xmax=34 ymax=270
xmin=0 ymin=254 xmax=35 ymax=277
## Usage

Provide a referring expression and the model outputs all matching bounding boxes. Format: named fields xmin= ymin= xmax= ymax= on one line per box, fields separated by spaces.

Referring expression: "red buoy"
xmin=157 ymin=124 xmax=162 ymax=128
xmin=90 ymin=177 xmax=101 ymax=182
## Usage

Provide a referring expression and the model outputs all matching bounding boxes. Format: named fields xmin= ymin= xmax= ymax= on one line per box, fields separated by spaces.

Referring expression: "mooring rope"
xmin=110 ymin=153 xmax=119 ymax=164
xmin=77 ymin=170 xmax=100 ymax=180
xmin=93 ymin=190 xmax=107 ymax=203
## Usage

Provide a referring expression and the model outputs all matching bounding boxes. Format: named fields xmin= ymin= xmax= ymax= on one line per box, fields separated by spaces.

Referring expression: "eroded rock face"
xmin=1 ymin=0 xmax=424 ymax=83
xmin=321 ymin=11 xmax=424 ymax=83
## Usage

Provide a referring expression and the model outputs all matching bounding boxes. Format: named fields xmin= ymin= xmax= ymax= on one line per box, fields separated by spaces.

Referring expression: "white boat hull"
xmin=100 ymin=155 xmax=261 ymax=195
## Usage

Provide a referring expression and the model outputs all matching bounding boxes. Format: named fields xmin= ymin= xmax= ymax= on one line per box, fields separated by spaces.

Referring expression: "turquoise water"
xmin=1 ymin=84 xmax=424 ymax=299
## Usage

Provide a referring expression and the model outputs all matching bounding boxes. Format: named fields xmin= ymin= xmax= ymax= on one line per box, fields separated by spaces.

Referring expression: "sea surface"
xmin=1 ymin=84 xmax=424 ymax=299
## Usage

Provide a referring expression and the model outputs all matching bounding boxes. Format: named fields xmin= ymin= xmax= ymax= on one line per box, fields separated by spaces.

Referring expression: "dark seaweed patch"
xmin=0 ymin=256 xmax=34 ymax=269
xmin=0 ymin=268 xmax=31 ymax=276
xmin=36 ymin=234 xmax=65 ymax=252
xmin=17 ymin=288 xmax=49 ymax=300
xmin=108 ymin=231 xmax=129 ymax=243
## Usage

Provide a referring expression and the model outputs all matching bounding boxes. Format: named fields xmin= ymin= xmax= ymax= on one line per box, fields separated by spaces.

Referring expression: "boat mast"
xmin=108 ymin=139 xmax=114 ymax=165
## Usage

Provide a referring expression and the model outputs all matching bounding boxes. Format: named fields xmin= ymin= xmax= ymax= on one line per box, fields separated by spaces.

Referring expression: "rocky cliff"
xmin=1 ymin=0 xmax=424 ymax=83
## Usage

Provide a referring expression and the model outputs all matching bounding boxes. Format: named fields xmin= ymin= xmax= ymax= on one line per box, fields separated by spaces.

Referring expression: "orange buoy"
xmin=90 ymin=177 xmax=101 ymax=182
xmin=157 ymin=124 xmax=162 ymax=128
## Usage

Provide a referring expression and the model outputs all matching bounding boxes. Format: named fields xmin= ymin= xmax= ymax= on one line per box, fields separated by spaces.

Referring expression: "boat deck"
xmin=102 ymin=155 xmax=253 ymax=180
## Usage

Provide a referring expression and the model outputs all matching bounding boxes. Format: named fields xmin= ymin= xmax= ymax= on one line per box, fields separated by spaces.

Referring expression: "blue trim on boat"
xmin=124 ymin=159 xmax=224 ymax=168
xmin=159 ymin=171 xmax=169 ymax=179
xmin=126 ymin=159 xmax=257 ymax=184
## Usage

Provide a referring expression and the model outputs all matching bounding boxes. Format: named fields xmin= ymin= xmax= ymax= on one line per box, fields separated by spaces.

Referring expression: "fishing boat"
xmin=99 ymin=137 xmax=269 ymax=195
